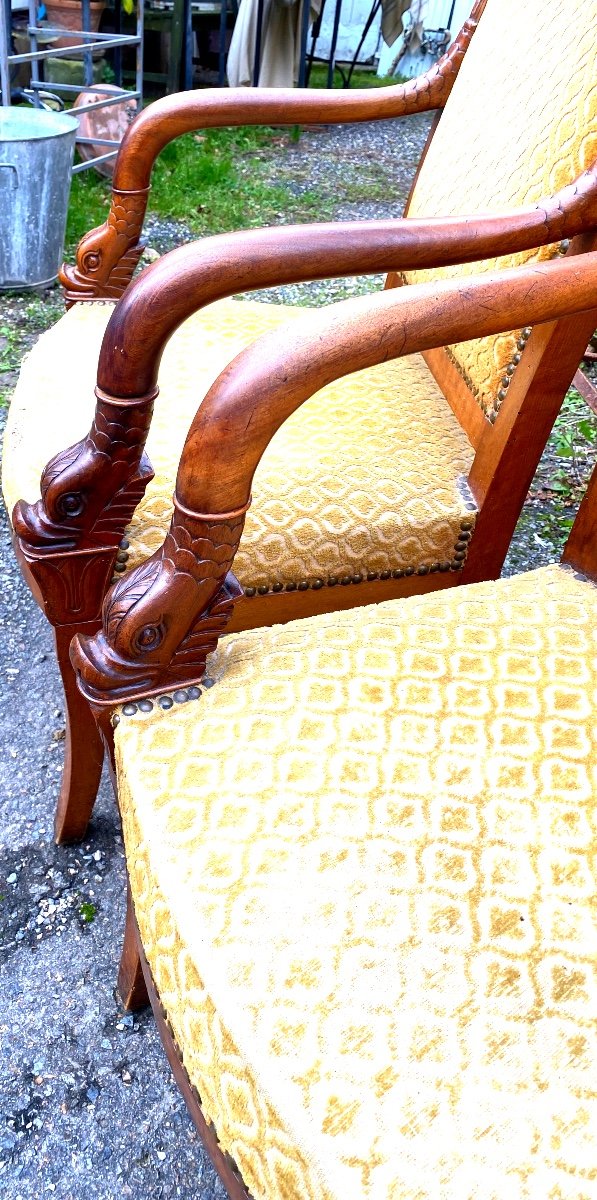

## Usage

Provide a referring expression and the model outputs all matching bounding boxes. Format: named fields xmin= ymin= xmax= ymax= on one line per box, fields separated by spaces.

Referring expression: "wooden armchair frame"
xmin=9 ymin=0 xmax=597 ymax=845
xmin=68 ymin=249 xmax=597 ymax=1199
xmin=58 ymin=0 xmax=488 ymax=306
xmin=70 ymin=249 xmax=597 ymax=708
xmin=12 ymin=176 xmax=597 ymax=843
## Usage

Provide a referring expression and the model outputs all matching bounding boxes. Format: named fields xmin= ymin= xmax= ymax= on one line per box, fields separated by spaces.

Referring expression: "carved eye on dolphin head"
xmin=56 ymin=491 xmax=87 ymax=520
xmin=81 ymin=250 xmax=102 ymax=275
xmin=132 ymin=621 xmax=166 ymax=655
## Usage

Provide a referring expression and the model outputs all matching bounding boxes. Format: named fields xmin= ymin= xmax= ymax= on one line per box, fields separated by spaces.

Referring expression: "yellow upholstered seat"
xmin=116 ymin=562 xmax=597 ymax=1200
xmin=2 ymin=297 xmax=475 ymax=588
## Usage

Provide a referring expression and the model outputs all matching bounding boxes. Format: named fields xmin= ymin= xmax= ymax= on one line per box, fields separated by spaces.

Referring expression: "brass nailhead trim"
xmin=118 ymin=683 xmax=204 ymax=718
xmin=489 ymin=322 xmax=533 ymax=421
xmin=145 ymin=960 xmax=253 ymax=1200
xmin=242 ymin=551 xmax=480 ymax=597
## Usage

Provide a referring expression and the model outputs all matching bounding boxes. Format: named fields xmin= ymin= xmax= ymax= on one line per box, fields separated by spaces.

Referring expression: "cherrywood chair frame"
xmin=10 ymin=0 xmax=597 ymax=846
xmin=12 ymin=184 xmax=597 ymax=844
xmin=66 ymin=249 xmax=597 ymax=1200
xmin=58 ymin=1 xmax=488 ymax=306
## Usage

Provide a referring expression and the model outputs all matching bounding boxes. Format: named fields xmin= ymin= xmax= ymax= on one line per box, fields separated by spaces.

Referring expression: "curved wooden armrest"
xmin=70 ymin=249 xmax=597 ymax=706
xmin=96 ymin=169 xmax=597 ymax=398
xmin=59 ymin=1 xmax=488 ymax=304
xmin=15 ymin=172 xmax=597 ymax=558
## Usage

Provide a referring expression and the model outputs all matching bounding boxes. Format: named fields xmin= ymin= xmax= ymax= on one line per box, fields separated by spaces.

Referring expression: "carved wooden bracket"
xmin=12 ymin=388 xmax=157 ymax=556
xmin=11 ymin=388 xmax=156 ymax=627
xmin=58 ymin=0 xmax=487 ymax=307
xmin=59 ymin=189 xmax=150 ymax=307
xmin=71 ymin=504 xmax=247 ymax=704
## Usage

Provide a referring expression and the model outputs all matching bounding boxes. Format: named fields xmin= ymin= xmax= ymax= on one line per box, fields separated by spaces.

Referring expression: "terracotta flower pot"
xmin=44 ymin=0 xmax=106 ymax=51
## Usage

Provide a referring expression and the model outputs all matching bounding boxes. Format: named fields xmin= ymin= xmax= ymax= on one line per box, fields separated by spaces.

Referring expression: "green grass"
xmin=0 ymin=324 xmax=21 ymax=376
xmin=66 ymin=124 xmax=328 ymax=251
xmin=64 ymin=65 xmax=400 ymax=250
xmin=307 ymin=65 xmax=399 ymax=89
xmin=79 ymin=901 xmax=97 ymax=924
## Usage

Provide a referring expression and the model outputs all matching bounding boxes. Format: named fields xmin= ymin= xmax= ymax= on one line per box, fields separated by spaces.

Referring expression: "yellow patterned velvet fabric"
xmin=2 ymin=299 xmax=475 ymax=586
xmin=116 ymin=563 xmax=597 ymax=1200
xmin=404 ymin=0 xmax=597 ymax=415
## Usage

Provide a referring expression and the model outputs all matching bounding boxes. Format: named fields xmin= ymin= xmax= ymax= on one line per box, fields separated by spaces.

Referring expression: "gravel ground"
xmin=1 ymin=111 xmax=596 ymax=1200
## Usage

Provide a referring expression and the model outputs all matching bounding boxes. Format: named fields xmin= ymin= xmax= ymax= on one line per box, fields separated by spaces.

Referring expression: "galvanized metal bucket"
xmin=0 ymin=108 xmax=79 ymax=290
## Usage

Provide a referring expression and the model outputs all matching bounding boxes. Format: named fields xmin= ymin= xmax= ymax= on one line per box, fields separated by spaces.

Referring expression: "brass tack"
xmin=159 ymin=695 xmax=173 ymax=710
xmin=340 ymin=575 xmax=351 ymax=586
xmin=459 ymin=529 xmax=471 ymax=540
xmin=111 ymin=576 xmax=118 ymax=585
xmin=116 ymin=550 xmax=128 ymax=563
xmin=450 ymin=560 xmax=462 ymax=570
xmin=285 ymin=582 xmax=296 ymax=592
xmin=173 ymin=689 xmax=188 ymax=704
xmin=460 ymin=519 xmax=473 ymax=530
xmin=560 ymin=239 xmax=570 ymax=254
xmin=187 ymin=685 xmax=202 ymax=700
xmin=439 ymin=561 xmax=451 ymax=572
xmin=328 ymin=576 xmax=338 ymax=586
xmin=111 ymin=713 xmax=120 ymax=727
xmin=505 ymin=363 xmax=516 ymax=376
xmin=380 ymin=569 xmax=391 ymax=580
xmin=272 ymin=582 xmax=283 ymax=593
xmin=522 ymin=326 xmax=532 ymax=337
xmin=501 ymin=376 xmax=510 ymax=389
xmin=453 ymin=550 xmax=466 ymax=561
xmin=516 ymin=337 xmax=526 ymax=350
xmin=351 ymin=573 xmax=363 ymax=584
xmin=122 ymin=703 xmax=138 ymax=716
xmin=497 ymin=388 xmax=508 ymax=401
xmin=366 ymin=571 xmax=378 ymax=581
xmin=488 ymin=411 xmax=497 ymax=424
xmin=138 ymin=699 xmax=153 ymax=713
xmin=512 ymin=352 xmax=521 ymax=365
xmin=404 ymin=566 xmax=415 ymax=577
xmin=119 ymin=537 xmax=130 ymax=550
xmin=257 ymin=585 xmax=269 ymax=595
xmin=417 ymin=565 xmax=429 ymax=575
xmin=298 ymin=581 xmax=309 ymax=591
xmin=392 ymin=568 xmax=404 ymax=579
xmin=114 ymin=562 xmax=127 ymax=573
xmin=202 ymin=676 xmax=215 ymax=688
xmin=312 ymin=578 xmax=324 ymax=589
xmin=244 ymin=587 xmax=256 ymax=597
xmin=455 ymin=540 xmax=468 ymax=551
xmin=430 ymin=563 xmax=440 ymax=573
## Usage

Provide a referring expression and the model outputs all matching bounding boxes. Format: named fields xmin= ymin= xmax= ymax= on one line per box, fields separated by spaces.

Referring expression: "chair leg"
xmin=53 ymin=624 xmax=105 ymax=845
xmin=118 ymin=888 xmax=150 ymax=1012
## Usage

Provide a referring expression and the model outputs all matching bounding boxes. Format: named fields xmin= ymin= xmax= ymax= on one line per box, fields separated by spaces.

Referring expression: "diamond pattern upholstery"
xmin=2 ymin=298 xmax=475 ymax=587
xmin=116 ymin=563 xmax=597 ymax=1199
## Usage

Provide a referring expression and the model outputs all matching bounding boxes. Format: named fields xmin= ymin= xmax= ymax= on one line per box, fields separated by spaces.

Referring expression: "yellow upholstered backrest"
xmin=404 ymin=0 xmax=597 ymax=417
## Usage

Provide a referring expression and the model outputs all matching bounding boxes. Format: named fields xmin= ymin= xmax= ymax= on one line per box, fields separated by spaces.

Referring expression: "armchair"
xmin=70 ymin=250 xmax=597 ymax=1199
xmin=3 ymin=0 xmax=597 ymax=844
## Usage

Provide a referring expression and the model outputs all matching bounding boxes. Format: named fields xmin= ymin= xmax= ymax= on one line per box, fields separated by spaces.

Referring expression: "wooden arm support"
xmin=14 ymin=170 xmax=597 ymax=562
xmin=70 ymin=250 xmax=597 ymax=706
xmin=58 ymin=0 xmax=488 ymax=305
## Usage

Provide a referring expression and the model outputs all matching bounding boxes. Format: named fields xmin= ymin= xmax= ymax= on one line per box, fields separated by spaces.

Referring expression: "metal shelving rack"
xmin=0 ymin=0 xmax=143 ymax=173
